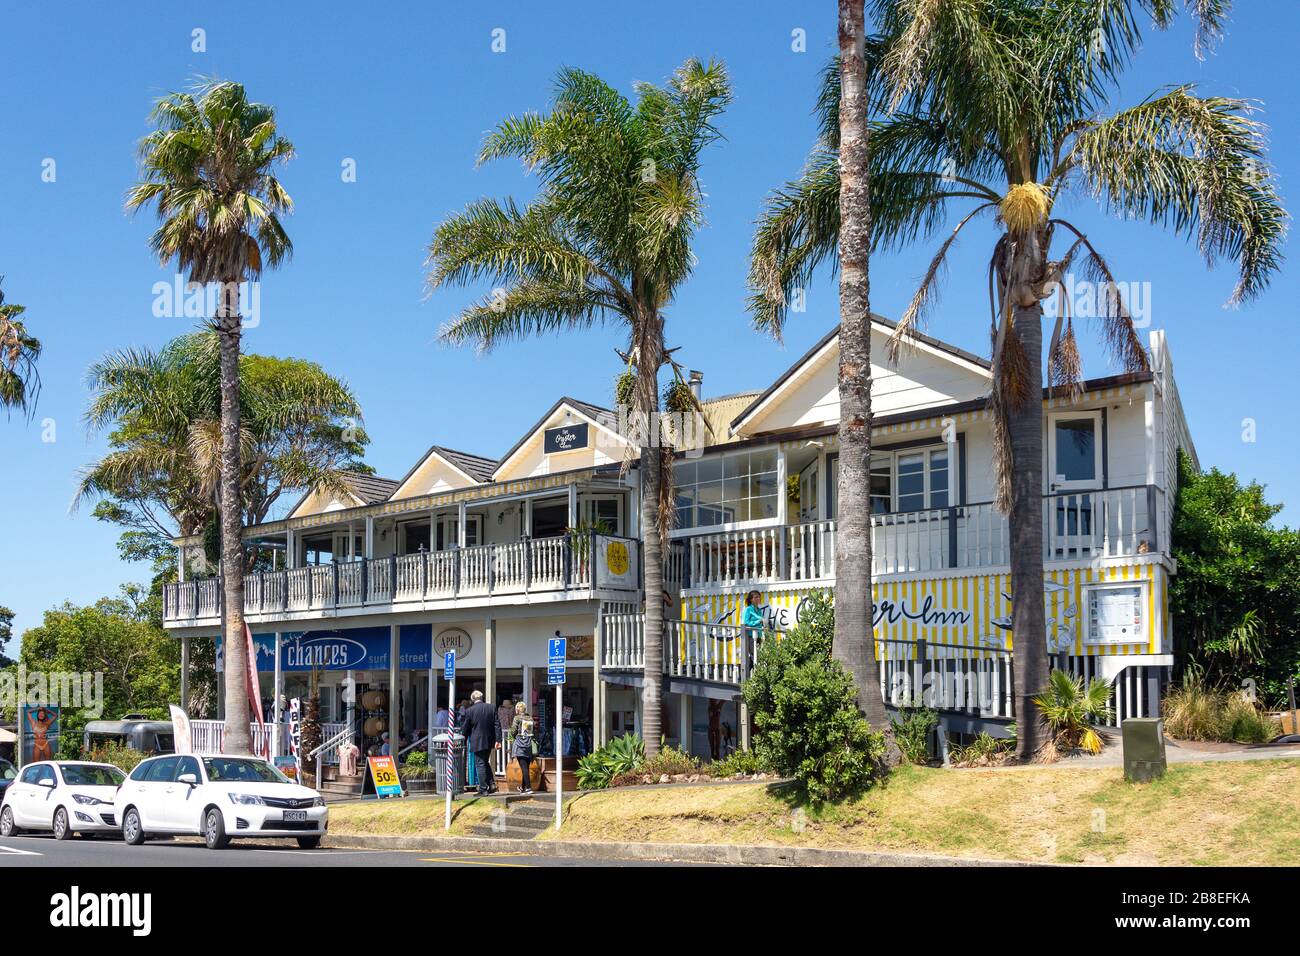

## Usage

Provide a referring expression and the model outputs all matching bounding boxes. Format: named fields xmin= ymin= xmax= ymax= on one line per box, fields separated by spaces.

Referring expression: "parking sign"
xmin=444 ymin=650 xmax=455 ymax=681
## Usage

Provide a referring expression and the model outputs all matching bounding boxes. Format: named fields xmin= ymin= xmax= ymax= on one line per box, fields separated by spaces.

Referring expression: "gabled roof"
xmin=341 ymin=473 xmax=401 ymax=504
xmin=729 ymin=317 xmax=992 ymax=434
xmin=386 ymin=443 xmax=499 ymax=500
xmin=493 ymin=396 xmax=620 ymax=476
xmin=285 ymin=472 xmax=400 ymax=520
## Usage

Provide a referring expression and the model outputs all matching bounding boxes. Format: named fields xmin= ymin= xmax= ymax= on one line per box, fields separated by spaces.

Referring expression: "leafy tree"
xmin=749 ymin=0 xmax=1283 ymax=758
xmin=744 ymin=591 xmax=887 ymax=803
xmin=0 ymin=279 xmax=41 ymax=415
xmin=0 ymin=606 xmax=15 ymax=668
xmin=126 ymin=78 xmax=294 ymax=756
xmin=77 ymin=330 xmax=370 ymax=573
xmin=12 ymin=589 xmax=181 ymax=756
xmin=1170 ymin=450 xmax=1300 ymax=704
xmin=428 ymin=59 xmax=732 ymax=759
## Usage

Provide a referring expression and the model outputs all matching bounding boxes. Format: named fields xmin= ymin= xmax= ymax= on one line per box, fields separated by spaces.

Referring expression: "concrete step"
xmin=467 ymin=820 xmax=553 ymax=839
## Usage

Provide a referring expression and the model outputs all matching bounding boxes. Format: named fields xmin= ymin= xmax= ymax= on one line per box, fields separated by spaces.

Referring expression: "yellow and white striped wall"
xmin=679 ymin=558 xmax=1170 ymax=659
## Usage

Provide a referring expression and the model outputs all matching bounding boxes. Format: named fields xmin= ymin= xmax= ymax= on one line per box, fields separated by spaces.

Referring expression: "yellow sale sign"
xmin=367 ymin=755 xmax=403 ymax=797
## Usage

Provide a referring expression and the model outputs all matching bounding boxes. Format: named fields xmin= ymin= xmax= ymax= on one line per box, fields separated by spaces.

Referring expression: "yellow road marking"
xmin=418 ymin=855 xmax=534 ymax=867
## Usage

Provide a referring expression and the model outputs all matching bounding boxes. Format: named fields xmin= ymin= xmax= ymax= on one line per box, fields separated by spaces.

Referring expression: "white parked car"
xmin=0 ymin=761 xmax=126 ymax=839
xmin=114 ymin=753 xmax=328 ymax=849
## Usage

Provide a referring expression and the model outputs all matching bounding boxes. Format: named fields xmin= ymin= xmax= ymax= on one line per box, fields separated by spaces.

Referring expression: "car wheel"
xmin=296 ymin=835 xmax=321 ymax=849
xmin=121 ymin=807 xmax=147 ymax=846
xmin=0 ymin=806 xmax=19 ymax=837
xmin=52 ymin=807 xmax=72 ymax=840
xmin=203 ymin=808 xmax=230 ymax=849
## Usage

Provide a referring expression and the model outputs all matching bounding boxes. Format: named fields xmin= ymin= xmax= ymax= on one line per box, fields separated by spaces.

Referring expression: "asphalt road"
xmin=0 ymin=834 xmax=689 ymax=867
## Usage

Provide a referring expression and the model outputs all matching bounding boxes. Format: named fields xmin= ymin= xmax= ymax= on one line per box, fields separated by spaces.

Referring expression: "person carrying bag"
xmin=510 ymin=702 xmax=538 ymax=794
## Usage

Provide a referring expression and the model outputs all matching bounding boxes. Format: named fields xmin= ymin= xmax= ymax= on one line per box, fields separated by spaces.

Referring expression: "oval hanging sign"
xmin=434 ymin=627 xmax=473 ymax=658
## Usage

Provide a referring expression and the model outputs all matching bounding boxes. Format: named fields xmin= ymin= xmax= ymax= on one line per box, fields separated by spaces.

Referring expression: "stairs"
xmin=466 ymin=794 xmax=555 ymax=839
xmin=318 ymin=773 xmax=364 ymax=801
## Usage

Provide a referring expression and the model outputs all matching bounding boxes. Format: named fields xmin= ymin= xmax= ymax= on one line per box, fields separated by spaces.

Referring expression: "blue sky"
xmin=1 ymin=1 xmax=1296 ymax=641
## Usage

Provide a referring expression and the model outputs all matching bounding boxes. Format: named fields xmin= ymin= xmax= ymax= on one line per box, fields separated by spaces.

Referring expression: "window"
xmin=831 ymin=445 xmax=954 ymax=517
xmin=674 ymin=451 xmax=779 ymax=531
xmin=20 ymin=765 xmax=43 ymax=785
xmin=1085 ymin=583 xmax=1146 ymax=645
xmin=1050 ymin=412 xmax=1102 ymax=490
xmin=144 ymin=757 xmax=180 ymax=782
xmin=203 ymin=757 xmax=289 ymax=783
xmin=128 ymin=759 xmax=157 ymax=782
xmin=174 ymin=756 xmax=201 ymax=782
xmin=60 ymin=765 xmax=126 ymax=787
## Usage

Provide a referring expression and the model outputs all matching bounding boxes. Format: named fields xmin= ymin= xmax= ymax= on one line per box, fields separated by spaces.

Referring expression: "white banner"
xmin=169 ymin=705 xmax=192 ymax=755
xmin=594 ymin=536 xmax=638 ymax=589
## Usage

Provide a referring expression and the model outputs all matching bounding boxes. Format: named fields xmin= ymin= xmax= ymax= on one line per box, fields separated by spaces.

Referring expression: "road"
xmin=0 ymin=834 xmax=692 ymax=867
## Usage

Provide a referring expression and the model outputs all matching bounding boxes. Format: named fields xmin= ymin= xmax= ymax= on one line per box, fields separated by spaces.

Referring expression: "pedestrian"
xmin=497 ymin=697 xmax=515 ymax=742
xmin=707 ymin=698 xmax=722 ymax=761
xmin=378 ymin=732 xmax=391 ymax=757
xmin=459 ymin=690 xmax=500 ymax=795
xmin=434 ymin=703 xmax=451 ymax=730
xmin=510 ymin=701 xmax=537 ymax=794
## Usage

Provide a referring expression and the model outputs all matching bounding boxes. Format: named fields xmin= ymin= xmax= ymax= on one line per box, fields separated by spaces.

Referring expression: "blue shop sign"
xmin=216 ymin=623 xmax=437 ymax=672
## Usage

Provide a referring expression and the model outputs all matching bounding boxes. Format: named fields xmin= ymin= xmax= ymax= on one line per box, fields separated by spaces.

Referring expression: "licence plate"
xmin=283 ymin=810 xmax=307 ymax=822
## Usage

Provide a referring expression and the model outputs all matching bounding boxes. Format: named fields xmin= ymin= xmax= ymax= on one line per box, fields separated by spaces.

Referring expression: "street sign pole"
xmin=548 ymin=633 xmax=567 ymax=831
xmin=444 ymin=650 xmax=456 ymax=831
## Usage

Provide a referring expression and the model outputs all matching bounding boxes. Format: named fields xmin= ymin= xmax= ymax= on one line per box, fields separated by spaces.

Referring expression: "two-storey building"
xmin=162 ymin=317 xmax=1195 ymax=767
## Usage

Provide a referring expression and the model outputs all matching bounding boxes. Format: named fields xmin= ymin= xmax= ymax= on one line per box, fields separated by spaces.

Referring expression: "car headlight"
xmin=72 ymin=794 xmax=104 ymax=806
xmin=310 ymin=797 xmax=325 ymax=808
xmin=228 ymin=793 xmax=265 ymax=806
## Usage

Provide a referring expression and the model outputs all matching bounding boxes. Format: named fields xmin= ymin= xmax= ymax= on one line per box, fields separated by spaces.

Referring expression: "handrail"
xmin=308 ymin=721 xmax=356 ymax=760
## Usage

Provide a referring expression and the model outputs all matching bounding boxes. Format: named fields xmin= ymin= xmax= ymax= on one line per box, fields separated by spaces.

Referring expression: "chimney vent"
xmin=688 ymin=370 xmax=703 ymax=400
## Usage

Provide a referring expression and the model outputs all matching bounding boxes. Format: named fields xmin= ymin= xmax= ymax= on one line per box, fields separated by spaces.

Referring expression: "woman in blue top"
xmin=741 ymin=590 xmax=765 ymax=632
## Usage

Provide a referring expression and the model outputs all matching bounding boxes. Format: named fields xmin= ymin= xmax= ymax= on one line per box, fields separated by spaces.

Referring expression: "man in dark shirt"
xmin=459 ymin=690 xmax=500 ymax=794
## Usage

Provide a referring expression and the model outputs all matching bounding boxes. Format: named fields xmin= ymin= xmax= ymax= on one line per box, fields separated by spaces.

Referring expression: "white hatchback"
xmin=114 ymin=753 xmax=328 ymax=849
xmin=0 ymin=761 xmax=126 ymax=839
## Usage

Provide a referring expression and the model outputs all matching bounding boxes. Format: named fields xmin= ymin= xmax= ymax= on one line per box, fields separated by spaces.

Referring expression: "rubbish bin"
xmin=432 ymin=732 xmax=466 ymax=794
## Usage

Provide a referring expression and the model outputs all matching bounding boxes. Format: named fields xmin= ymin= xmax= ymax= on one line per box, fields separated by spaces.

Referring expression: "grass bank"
xmin=326 ymin=760 xmax=1300 ymax=865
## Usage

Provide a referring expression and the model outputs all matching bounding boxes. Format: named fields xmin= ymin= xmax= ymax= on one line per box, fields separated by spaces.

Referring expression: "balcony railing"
xmin=600 ymin=614 xmax=1014 ymax=719
xmin=163 ymin=533 xmax=639 ymax=623
xmin=680 ymin=484 xmax=1164 ymax=590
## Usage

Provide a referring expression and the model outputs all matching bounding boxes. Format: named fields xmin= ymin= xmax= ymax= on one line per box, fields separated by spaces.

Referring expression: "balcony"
xmin=677 ymin=484 xmax=1165 ymax=591
xmin=600 ymin=613 xmax=1015 ymax=719
xmin=163 ymin=533 xmax=640 ymax=625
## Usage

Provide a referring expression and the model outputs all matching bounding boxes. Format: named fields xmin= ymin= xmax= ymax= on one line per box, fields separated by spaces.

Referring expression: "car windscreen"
xmin=202 ymin=757 xmax=289 ymax=784
xmin=0 ymin=761 xmax=15 ymax=781
xmin=60 ymin=765 xmax=126 ymax=787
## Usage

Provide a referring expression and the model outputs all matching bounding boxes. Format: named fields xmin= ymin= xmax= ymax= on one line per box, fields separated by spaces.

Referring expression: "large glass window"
xmin=674 ymin=451 xmax=778 ymax=530
xmin=830 ymin=445 xmax=953 ymax=518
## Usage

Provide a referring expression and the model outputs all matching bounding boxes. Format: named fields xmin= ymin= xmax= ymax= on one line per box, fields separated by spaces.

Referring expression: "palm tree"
xmin=749 ymin=0 xmax=1284 ymax=758
xmin=427 ymin=60 xmax=732 ymax=759
xmin=77 ymin=330 xmax=368 ymax=565
xmin=0 ymin=280 xmax=41 ymax=414
xmin=127 ymin=79 xmax=294 ymax=755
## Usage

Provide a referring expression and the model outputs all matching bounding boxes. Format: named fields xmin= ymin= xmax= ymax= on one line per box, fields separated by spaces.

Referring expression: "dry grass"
xmin=329 ymin=795 xmax=499 ymax=837
xmin=537 ymin=760 xmax=1300 ymax=865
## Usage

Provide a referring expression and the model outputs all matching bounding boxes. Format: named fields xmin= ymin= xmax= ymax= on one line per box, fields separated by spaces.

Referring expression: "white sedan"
xmin=0 ymin=761 xmax=126 ymax=839
xmin=114 ymin=753 xmax=328 ymax=849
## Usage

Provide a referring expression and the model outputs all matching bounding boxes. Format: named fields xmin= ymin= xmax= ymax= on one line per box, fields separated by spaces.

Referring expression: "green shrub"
xmin=87 ymin=741 xmax=147 ymax=774
xmin=890 ymin=707 xmax=939 ymax=765
xmin=743 ymin=590 xmax=888 ymax=804
xmin=637 ymin=743 xmax=699 ymax=779
xmin=948 ymin=732 xmax=1013 ymax=767
xmin=575 ymin=733 xmax=644 ymax=790
xmin=404 ymin=749 xmax=429 ymax=768
xmin=1164 ymin=674 xmax=1280 ymax=742
xmin=706 ymin=748 xmax=773 ymax=777
xmin=1033 ymin=669 xmax=1113 ymax=754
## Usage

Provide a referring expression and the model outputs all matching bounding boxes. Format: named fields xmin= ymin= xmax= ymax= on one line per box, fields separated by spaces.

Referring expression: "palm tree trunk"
xmin=637 ymin=312 xmax=665 ymax=760
xmin=1008 ymin=300 xmax=1050 ymax=759
xmin=217 ymin=281 xmax=252 ymax=755
xmin=833 ymin=0 xmax=887 ymax=731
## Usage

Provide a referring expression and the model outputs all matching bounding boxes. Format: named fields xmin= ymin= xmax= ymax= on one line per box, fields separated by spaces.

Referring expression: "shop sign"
xmin=544 ymin=422 xmax=588 ymax=454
